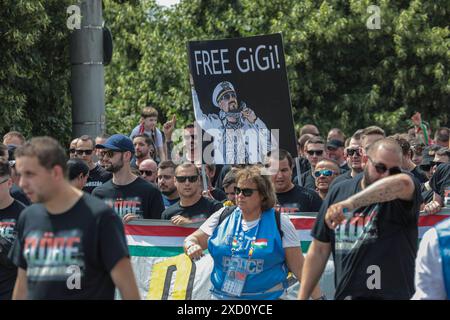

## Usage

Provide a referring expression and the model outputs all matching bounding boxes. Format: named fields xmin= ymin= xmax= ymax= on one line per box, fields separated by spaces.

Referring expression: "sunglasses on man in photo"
xmin=368 ymin=157 xmax=402 ymax=175
xmin=346 ymin=148 xmax=361 ymax=157
xmin=220 ymin=92 xmax=237 ymax=102
xmin=175 ymin=175 xmax=199 ymax=183
xmin=140 ymin=170 xmax=154 ymax=176
xmin=75 ymin=149 xmax=93 ymax=156
xmin=306 ymin=150 xmax=324 ymax=156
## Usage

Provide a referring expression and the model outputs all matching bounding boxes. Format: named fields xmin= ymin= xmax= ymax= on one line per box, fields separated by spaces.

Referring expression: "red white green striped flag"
xmin=125 ymin=212 xmax=450 ymax=256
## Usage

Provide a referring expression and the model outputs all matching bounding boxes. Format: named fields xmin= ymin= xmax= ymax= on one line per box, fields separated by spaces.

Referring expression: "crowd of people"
xmin=0 ymin=106 xmax=449 ymax=300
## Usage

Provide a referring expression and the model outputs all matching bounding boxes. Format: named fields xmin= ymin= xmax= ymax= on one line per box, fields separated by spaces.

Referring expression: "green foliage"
xmin=0 ymin=0 xmax=73 ymax=144
xmin=2 ymin=1 xmax=448 ymax=143
xmin=104 ymin=0 xmax=449 ymax=138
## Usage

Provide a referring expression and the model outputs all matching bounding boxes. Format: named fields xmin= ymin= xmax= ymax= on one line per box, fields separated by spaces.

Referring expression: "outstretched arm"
xmin=325 ymin=173 xmax=416 ymax=229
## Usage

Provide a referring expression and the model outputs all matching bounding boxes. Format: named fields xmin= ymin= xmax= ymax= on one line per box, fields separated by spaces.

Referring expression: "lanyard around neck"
xmin=231 ymin=210 xmax=261 ymax=259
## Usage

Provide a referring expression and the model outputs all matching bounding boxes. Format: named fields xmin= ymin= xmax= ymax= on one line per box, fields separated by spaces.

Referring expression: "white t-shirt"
xmin=199 ymin=207 xmax=300 ymax=248
xmin=411 ymin=228 xmax=447 ymax=300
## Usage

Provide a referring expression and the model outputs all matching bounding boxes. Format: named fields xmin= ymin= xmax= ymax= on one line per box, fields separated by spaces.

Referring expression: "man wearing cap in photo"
xmin=92 ymin=134 xmax=165 ymax=222
xmin=191 ymin=79 xmax=277 ymax=164
xmin=326 ymin=139 xmax=349 ymax=173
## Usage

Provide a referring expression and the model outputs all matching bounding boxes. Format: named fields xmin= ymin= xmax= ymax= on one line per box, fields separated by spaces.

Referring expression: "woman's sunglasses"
xmin=234 ymin=187 xmax=258 ymax=197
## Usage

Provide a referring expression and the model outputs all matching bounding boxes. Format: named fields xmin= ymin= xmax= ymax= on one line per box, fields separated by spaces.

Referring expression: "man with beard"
xmin=131 ymin=134 xmax=155 ymax=169
xmin=75 ymin=135 xmax=112 ymax=194
xmin=157 ymin=160 xmax=179 ymax=208
xmin=92 ymin=134 xmax=164 ymax=222
xmin=299 ymin=138 xmax=422 ymax=300
xmin=161 ymin=163 xmax=222 ymax=225
xmin=191 ymin=80 xmax=276 ymax=164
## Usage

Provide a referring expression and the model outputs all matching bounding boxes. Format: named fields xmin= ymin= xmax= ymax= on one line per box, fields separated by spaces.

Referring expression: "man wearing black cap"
xmin=326 ymin=139 xmax=349 ymax=173
xmin=191 ymin=79 xmax=276 ymax=164
xmin=92 ymin=134 xmax=165 ymax=222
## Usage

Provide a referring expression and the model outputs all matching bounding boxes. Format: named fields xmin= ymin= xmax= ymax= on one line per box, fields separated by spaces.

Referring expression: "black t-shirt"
xmin=429 ymin=163 xmax=450 ymax=203
xmin=9 ymin=194 xmax=129 ymax=299
xmin=210 ymin=188 xmax=226 ymax=202
xmin=161 ymin=196 xmax=223 ymax=220
xmin=0 ymin=200 xmax=26 ymax=299
xmin=410 ymin=166 xmax=428 ymax=184
xmin=311 ymin=172 xmax=422 ymax=300
xmin=10 ymin=184 xmax=31 ymax=206
xmin=299 ymin=170 xmax=317 ymax=191
xmin=329 ymin=170 xmax=353 ymax=189
xmin=92 ymin=177 xmax=165 ymax=219
xmin=83 ymin=164 xmax=112 ymax=194
xmin=276 ymin=185 xmax=322 ymax=213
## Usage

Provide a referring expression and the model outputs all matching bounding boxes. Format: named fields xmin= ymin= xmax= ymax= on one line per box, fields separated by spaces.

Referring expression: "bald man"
xmin=299 ymin=138 xmax=422 ymax=300
xmin=139 ymin=159 xmax=157 ymax=184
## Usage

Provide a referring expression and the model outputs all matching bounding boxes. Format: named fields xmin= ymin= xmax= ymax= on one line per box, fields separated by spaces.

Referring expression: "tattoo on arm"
xmin=350 ymin=175 xmax=412 ymax=208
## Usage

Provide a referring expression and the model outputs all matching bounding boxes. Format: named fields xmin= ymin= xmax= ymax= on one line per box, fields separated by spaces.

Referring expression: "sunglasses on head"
xmin=346 ymin=148 xmax=361 ymax=157
xmin=140 ymin=170 xmax=154 ymax=176
xmin=220 ymin=92 xmax=236 ymax=102
xmin=314 ymin=169 xmax=335 ymax=178
xmin=75 ymin=149 xmax=93 ymax=156
xmin=306 ymin=150 xmax=324 ymax=156
xmin=175 ymin=175 xmax=199 ymax=183
xmin=234 ymin=187 xmax=258 ymax=197
xmin=368 ymin=157 xmax=402 ymax=175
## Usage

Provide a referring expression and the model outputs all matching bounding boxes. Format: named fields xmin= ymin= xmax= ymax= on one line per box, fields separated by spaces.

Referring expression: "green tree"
xmin=104 ymin=0 xmax=449 ymax=138
xmin=0 ymin=0 xmax=73 ymax=143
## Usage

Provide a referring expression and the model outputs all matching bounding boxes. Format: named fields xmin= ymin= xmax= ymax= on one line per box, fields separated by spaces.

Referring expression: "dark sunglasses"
xmin=314 ymin=169 xmax=335 ymax=178
xmin=140 ymin=170 xmax=154 ymax=176
xmin=75 ymin=149 xmax=93 ymax=156
xmin=346 ymin=148 xmax=361 ymax=157
xmin=69 ymin=148 xmax=76 ymax=154
xmin=368 ymin=157 xmax=402 ymax=175
xmin=234 ymin=187 xmax=258 ymax=197
xmin=306 ymin=150 xmax=324 ymax=156
xmin=220 ymin=92 xmax=236 ymax=102
xmin=175 ymin=175 xmax=199 ymax=183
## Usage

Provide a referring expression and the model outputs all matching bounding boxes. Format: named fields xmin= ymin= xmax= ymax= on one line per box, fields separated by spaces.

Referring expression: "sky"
xmin=155 ymin=0 xmax=181 ymax=7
